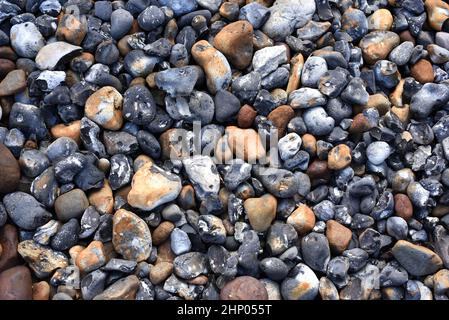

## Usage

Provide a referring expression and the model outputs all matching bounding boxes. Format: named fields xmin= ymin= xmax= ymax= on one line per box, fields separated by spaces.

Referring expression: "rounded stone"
xmin=0 ymin=266 xmax=32 ymax=300
xmin=328 ymin=144 xmax=352 ymax=170
xmin=244 ymin=194 xmax=277 ymax=232
xmin=0 ymin=144 xmax=20 ymax=194
xmin=54 ymin=189 xmax=89 ymax=222
xmin=85 ymin=86 xmax=123 ymax=130
xmin=220 ymin=276 xmax=268 ymax=300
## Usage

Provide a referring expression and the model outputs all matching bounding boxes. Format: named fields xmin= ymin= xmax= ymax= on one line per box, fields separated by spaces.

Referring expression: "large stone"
xmin=35 ymin=41 xmax=82 ymax=70
xmin=220 ymin=276 xmax=268 ymax=300
xmin=392 ymin=240 xmax=443 ymax=276
xmin=0 ymin=69 xmax=26 ymax=96
xmin=18 ymin=240 xmax=68 ymax=277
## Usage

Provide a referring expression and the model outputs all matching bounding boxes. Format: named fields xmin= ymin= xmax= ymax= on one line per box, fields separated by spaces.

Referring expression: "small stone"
xmin=288 ymin=88 xmax=326 ymax=109
xmin=170 ymin=228 xmax=191 ymax=255
xmin=75 ymin=241 xmax=107 ymax=273
xmin=137 ymin=6 xmax=165 ymax=32
xmin=366 ymin=141 xmax=391 ymax=165
xmin=341 ymin=8 xmax=368 ymax=41
xmin=214 ymin=20 xmax=253 ymax=70
xmin=303 ymin=107 xmax=335 ymax=136
xmin=287 ymin=204 xmax=316 ymax=235
xmin=8 ymin=103 xmax=48 ymax=140
xmin=226 ymin=126 xmax=266 ymax=163
xmin=18 ymin=240 xmax=68 ymax=277
xmin=3 ymin=192 xmax=51 ymax=230
xmin=253 ymin=167 xmax=300 ymax=198
xmin=110 ymin=9 xmax=133 ymax=40
xmin=182 ymin=155 xmax=220 ymax=199
xmin=301 ymin=232 xmax=331 ymax=272
xmin=392 ymin=240 xmax=443 ymax=276
xmin=85 ymin=86 xmax=123 ymax=131
xmin=239 ymin=3 xmax=270 ymax=29
xmin=410 ymin=83 xmax=449 ymax=119
xmin=88 ymin=181 xmax=114 ymax=215
xmin=389 ymin=41 xmax=414 ymax=66
xmin=55 ymin=189 xmax=89 ymax=222
xmin=368 ymin=9 xmax=393 ymax=31
xmin=0 ymin=266 xmax=32 ymax=300
xmin=328 ymin=144 xmax=352 ymax=170
xmin=252 ymin=45 xmax=288 ymax=77
xmin=281 ymin=263 xmax=319 ymax=300
xmin=112 ymin=209 xmax=152 ymax=262
xmin=128 ymin=163 xmax=182 ymax=211
xmin=394 ymin=194 xmax=413 ymax=221
xmin=93 ymin=275 xmax=140 ymax=300
xmin=51 ymin=219 xmax=79 ymax=251
xmin=359 ymin=31 xmax=400 ymax=64
xmin=173 ymin=252 xmax=208 ymax=280
xmin=278 ymin=133 xmax=302 ymax=161
xmin=149 ymin=262 xmax=173 ymax=285
xmin=152 ymin=221 xmax=174 ymax=246
xmin=191 ymin=40 xmax=231 ymax=94
xmin=301 ymin=56 xmax=328 ymax=88
xmin=244 ymin=194 xmax=277 ymax=232
xmin=155 ymin=66 xmax=200 ymax=98
xmin=326 ymin=220 xmax=352 ymax=254
xmin=198 ymin=215 xmax=226 ymax=244
xmin=411 ymin=59 xmax=435 ymax=84
xmin=220 ymin=276 xmax=268 ymax=300
xmin=35 ymin=41 xmax=82 ymax=70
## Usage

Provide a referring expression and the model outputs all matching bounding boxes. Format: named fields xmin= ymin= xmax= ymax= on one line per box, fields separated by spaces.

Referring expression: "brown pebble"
xmin=88 ymin=180 xmax=114 ymax=215
xmin=0 ymin=69 xmax=27 ymax=96
xmin=267 ymin=105 xmax=295 ymax=137
xmin=394 ymin=194 xmax=413 ymax=221
xmin=220 ymin=276 xmax=268 ymax=300
xmin=32 ymin=281 xmax=50 ymax=300
xmin=50 ymin=120 xmax=81 ymax=144
xmin=226 ymin=126 xmax=266 ymax=162
xmin=156 ymin=240 xmax=175 ymax=264
xmin=214 ymin=20 xmax=253 ymax=70
xmin=237 ymin=104 xmax=257 ymax=128
xmin=152 ymin=221 xmax=175 ymax=246
xmin=75 ymin=241 xmax=107 ymax=273
xmin=0 ymin=224 xmax=19 ymax=273
xmin=287 ymin=204 xmax=316 ymax=235
xmin=328 ymin=144 xmax=352 ymax=170
xmin=326 ymin=220 xmax=352 ymax=254
xmin=366 ymin=94 xmax=391 ymax=115
xmin=56 ymin=13 xmax=87 ymax=45
xmin=85 ymin=86 xmax=123 ymax=131
xmin=0 ymin=266 xmax=32 ymax=300
xmin=306 ymin=160 xmax=331 ymax=180
xmin=149 ymin=261 xmax=173 ymax=285
xmin=0 ymin=143 xmax=20 ymax=194
xmin=399 ymin=30 xmax=415 ymax=45
xmin=410 ymin=59 xmax=435 ymax=83
xmin=286 ymin=53 xmax=304 ymax=94
xmin=302 ymin=134 xmax=317 ymax=156
xmin=349 ymin=113 xmax=374 ymax=134
xmin=244 ymin=194 xmax=277 ymax=232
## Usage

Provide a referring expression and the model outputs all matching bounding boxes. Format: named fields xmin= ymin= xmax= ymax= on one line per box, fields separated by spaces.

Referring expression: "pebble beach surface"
xmin=1 ymin=0 xmax=449 ymax=301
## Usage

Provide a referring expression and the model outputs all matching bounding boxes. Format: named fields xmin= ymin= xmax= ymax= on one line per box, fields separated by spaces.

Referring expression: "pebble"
xmin=10 ymin=22 xmax=45 ymax=58
xmin=18 ymin=240 xmax=68 ymax=277
xmin=75 ymin=241 xmax=107 ymax=273
xmin=214 ymin=21 xmax=253 ymax=70
xmin=244 ymin=194 xmax=277 ymax=232
xmin=301 ymin=232 xmax=331 ymax=272
xmin=170 ymin=228 xmax=191 ymax=255
xmin=191 ymin=40 xmax=231 ymax=94
xmin=55 ymin=189 xmax=89 ymax=222
xmin=35 ymin=41 xmax=82 ymax=70
xmin=366 ymin=141 xmax=391 ymax=165
xmin=359 ymin=31 xmax=400 ymax=64
xmin=0 ymin=69 xmax=26 ymax=96
xmin=220 ymin=276 xmax=268 ymax=300
xmin=182 ymin=155 xmax=220 ymax=199
xmin=326 ymin=220 xmax=352 ymax=254
xmin=0 ymin=266 xmax=32 ymax=300
xmin=392 ymin=240 xmax=443 ymax=276
xmin=328 ymin=144 xmax=352 ymax=170
xmin=85 ymin=86 xmax=123 ymax=131
xmin=128 ymin=163 xmax=182 ymax=211
xmin=252 ymin=45 xmax=288 ymax=78
xmin=281 ymin=263 xmax=319 ymax=300
xmin=3 ymin=192 xmax=51 ymax=230
xmin=93 ymin=275 xmax=140 ymax=300
xmin=112 ymin=209 xmax=152 ymax=262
